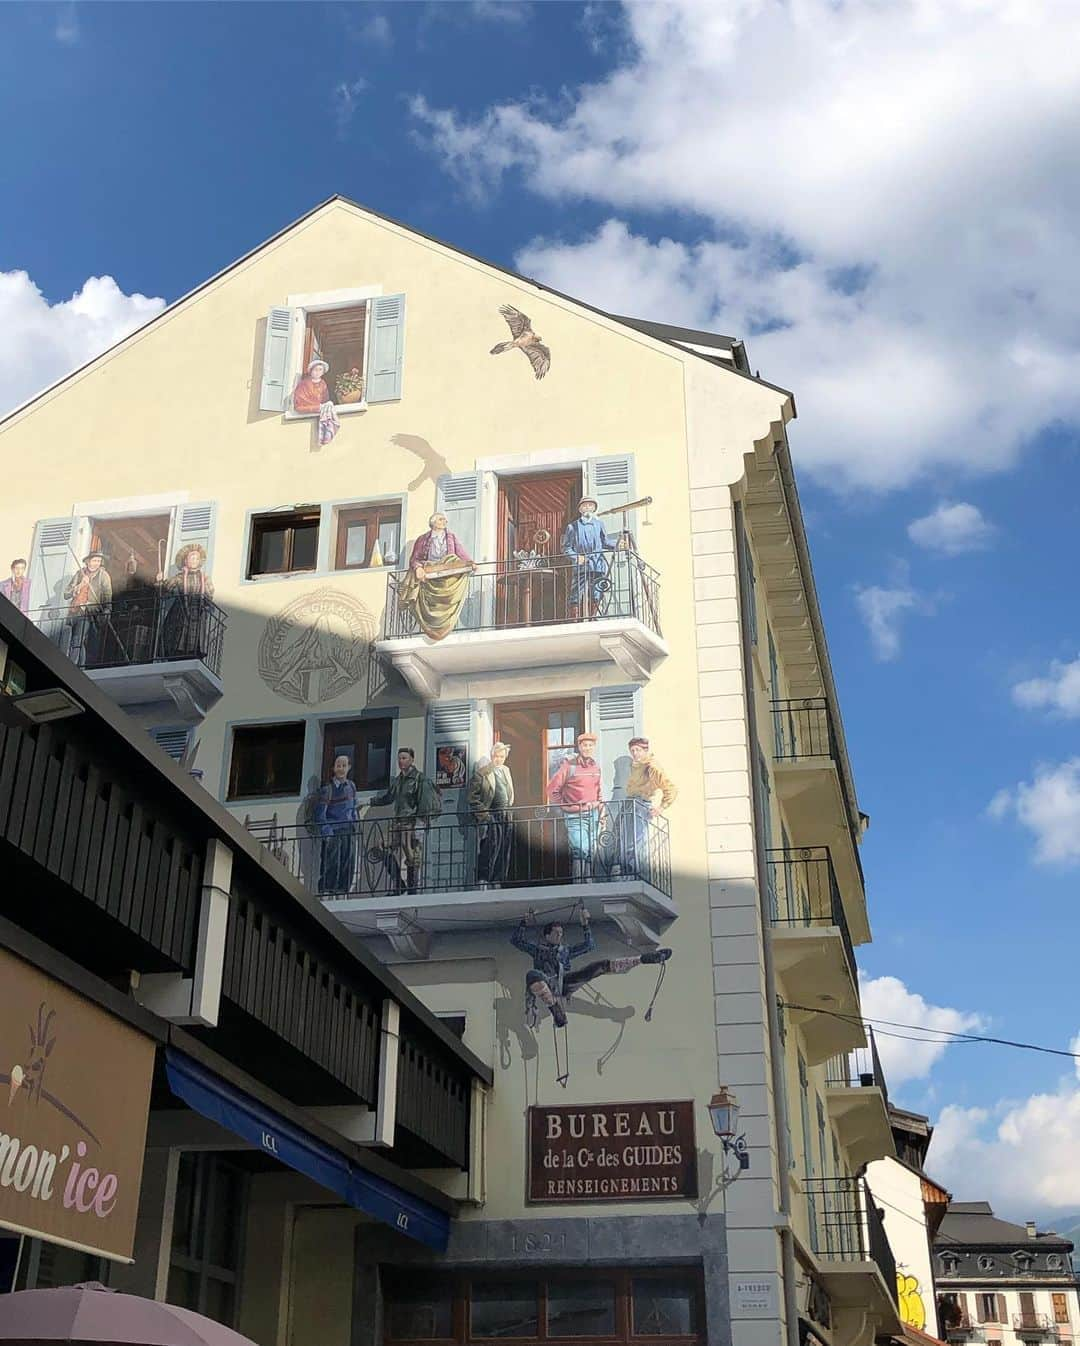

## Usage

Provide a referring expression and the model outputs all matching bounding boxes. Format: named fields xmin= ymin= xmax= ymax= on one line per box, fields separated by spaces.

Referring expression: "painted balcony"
xmin=29 ymin=590 xmax=226 ymax=720
xmin=375 ymin=552 xmax=667 ymax=698
xmin=823 ymin=1029 xmax=895 ymax=1167
xmin=766 ymin=846 xmax=863 ymax=1064
xmin=770 ymin=698 xmax=869 ymax=944
xmin=802 ymin=1177 xmax=902 ymax=1340
xmin=249 ymin=800 xmax=674 ymax=959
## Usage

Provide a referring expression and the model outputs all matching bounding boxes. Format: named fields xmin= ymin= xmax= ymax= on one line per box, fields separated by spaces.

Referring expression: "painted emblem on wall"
xmin=258 ymin=587 xmax=373 ymax=705
xmin=490 ymin=305 xmax=551 ymax=380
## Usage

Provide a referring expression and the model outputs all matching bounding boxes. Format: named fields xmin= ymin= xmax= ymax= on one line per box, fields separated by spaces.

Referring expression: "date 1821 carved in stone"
xmin=258 ymin=587 xmax=374 ymax=705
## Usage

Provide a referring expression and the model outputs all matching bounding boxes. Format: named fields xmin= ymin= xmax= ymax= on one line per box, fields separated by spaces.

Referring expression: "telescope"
xmin=595 ymin=495 xmax=653 ymax=518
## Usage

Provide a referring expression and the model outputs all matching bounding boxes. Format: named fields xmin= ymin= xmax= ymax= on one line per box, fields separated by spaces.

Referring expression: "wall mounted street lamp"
xmin=0 ymin=687 xmax=85 ymax=728
xmin=708 ymin=1087 xmax=750 ymax=1173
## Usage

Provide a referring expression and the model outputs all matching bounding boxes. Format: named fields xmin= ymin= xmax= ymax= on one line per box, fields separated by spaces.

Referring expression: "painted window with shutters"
xmin=259 ymin=292 xmax=406 ymax=415
xmin=1053 ymin=1295 xmax=1070 ymax=1326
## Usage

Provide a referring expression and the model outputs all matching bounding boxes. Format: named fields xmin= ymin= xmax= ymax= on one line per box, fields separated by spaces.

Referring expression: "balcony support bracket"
xmin=376 ymin=912 xmax=432 ymax=961
xmin=164 ymin=674 xmax=207 ymax=722
xmin=389 ymin=652 xmax=443 ymax=701
xmin=599 ymin=635 xmax=652 ymax=683
xmin=600 ymin=899 xmax=660 ymax=950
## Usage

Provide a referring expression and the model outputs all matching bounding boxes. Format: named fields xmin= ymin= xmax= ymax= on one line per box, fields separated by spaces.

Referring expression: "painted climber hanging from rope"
xmin=510 ymin=906 xmax=671 ymax=1029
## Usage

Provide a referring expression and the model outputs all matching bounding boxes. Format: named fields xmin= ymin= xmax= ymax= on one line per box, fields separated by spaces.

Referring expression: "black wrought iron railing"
xmin=771 ymin=697 xmax=838 ymax=762
xmin=940 ymin=1308 xmax=979 ymax=1340
xmin=249 ymin=799 xmax=672 ymax=902
xmin=29 ymin=589 xmax=226 ymax=679
xmin=382 ymin=551 xmax=662 ymax=641
xmin=824 ymin=1027 xmax=890 ymax=1108
xmin=766 ymin=846 xmax=856 ymax=985
xmin=803 ymin=1177 xmax=898 ymax=1305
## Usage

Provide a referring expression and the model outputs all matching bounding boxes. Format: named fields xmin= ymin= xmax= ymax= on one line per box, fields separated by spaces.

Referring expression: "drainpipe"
xmin=734 ymin=498 xmax=801 ymax=1346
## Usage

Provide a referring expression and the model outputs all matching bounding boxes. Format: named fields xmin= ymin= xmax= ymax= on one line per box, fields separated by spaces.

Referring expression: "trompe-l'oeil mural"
xmin=490 ymin=305 xmax=551 ymax=381
xmin=391 ymin=494 xmax=655 ymax=643
xmin=258 ymin=588 xmax=374 ymax=704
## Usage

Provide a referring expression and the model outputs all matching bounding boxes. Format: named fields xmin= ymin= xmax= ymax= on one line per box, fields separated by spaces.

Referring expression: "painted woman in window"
xmin=314 ymin=754 xmax=359 ymax=895
xmin=158 ymin=543 xmax=215 ymax=659
xmin=291 ymin=357 xmax=331 ymax=413
xmin=291 ymin=357 xmax=340 ymax=445
xmin=396 ymin=512 xmax=475 ymax=641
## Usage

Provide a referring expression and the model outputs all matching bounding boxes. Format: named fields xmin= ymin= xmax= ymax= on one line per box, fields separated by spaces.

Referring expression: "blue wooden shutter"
xmin=260 ymin=307 xmax=293 ymax=412
xmin=584 ymin=454 xmax=636 ymax=520
xmin=28 ymin=516 xmax=77 ymax=615
xmin=435 ymin=472 xmax=483 ymax=628
xmin=588 ymin=685 xmax=642 ymax=801
xmin=366 ymin=294 xmax=406 ymax=403
xmin=584 ymin=456 xmax=637 ymax=615
xmin=740 ymin=528 xmax=759 ymax=645
xmin=758 ymin=750 xmax=777 ymax=920
xmin=172 ymin=501 xmax=218 ymax=574
xmin=424 ymin=699 xmax=479 ymax=890
xmin=148 ymin=725 xmax=192 ymax=762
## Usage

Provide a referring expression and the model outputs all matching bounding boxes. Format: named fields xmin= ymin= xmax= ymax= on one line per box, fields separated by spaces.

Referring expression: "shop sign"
xmin=0 ymin=947 xmax=156 ymax=1261
xmin=527 ymin=1100 xmax=697 ymax=1203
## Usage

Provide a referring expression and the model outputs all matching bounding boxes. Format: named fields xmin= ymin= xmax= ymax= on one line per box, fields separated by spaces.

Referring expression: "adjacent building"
xmin=935 ymin=1205 xmax=1080 ymax=1346
xmin=0 ymin=197 xmax=901 ymax=1346
xmin=867 ymin=1105 xmax=952 ymax=1339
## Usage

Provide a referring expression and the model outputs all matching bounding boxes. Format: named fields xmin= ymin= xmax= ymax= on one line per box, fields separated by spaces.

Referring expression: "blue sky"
xmin=4 ymin=0 xmax=1080 ymax=1219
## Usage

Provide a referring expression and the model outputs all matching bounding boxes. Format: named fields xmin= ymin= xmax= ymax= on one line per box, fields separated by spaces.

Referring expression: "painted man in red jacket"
xmin=547 ymin=730 xmax=607 ymax=879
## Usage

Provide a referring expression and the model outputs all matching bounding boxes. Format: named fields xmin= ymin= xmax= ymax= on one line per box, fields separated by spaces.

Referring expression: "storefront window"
xmin=384 ymin=1269 xmax=703 ymax=1346
xmin=167 ymin=1153 xmax=247 ymax=1327
xmin=632 ymin=1275 xmax=698 ymax=1336
xmin=471 ymin=1279 xmax=540 ymax=1338
xmin=548 ymin=1279 xmax=617 ymax=1337
xmin=384 ymin=1270 xmax=455 ymax=1339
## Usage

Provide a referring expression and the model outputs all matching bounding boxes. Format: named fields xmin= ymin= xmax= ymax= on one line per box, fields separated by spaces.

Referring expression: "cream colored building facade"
xmin=0 ymin=198 xmax=899 ymax=1346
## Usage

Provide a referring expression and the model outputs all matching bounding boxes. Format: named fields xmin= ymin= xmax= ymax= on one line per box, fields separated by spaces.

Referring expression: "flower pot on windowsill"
xmin=337 ymin=388 xmax=364 ymax=404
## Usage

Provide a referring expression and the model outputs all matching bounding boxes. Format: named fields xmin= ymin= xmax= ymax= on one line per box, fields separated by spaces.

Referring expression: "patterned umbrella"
xmin=0 ymin=1282 xmax=258 ymax=1345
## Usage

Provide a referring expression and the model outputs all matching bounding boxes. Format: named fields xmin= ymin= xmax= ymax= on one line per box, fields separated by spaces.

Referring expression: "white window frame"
xmin=283 ymin=285 xmax=382 ymax=421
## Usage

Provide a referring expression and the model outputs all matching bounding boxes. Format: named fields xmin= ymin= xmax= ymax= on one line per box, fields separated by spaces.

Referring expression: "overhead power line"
xmin=779 ymin=1002 xmax=1080 ymax=1063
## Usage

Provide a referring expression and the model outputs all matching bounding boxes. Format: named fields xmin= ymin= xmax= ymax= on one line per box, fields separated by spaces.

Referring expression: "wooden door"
xmin=494 ymin=697 xmax=585 ymax=884
xmin=497 ymin=472 xmax=581 ymax=625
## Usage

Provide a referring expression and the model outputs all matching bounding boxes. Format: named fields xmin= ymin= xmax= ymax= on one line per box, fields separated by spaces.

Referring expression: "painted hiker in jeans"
xmin=616 ymin=737 xmax=677 ymax=879
xmin=546 ymin=730 xmax=606 ymax=880
xmin=314 ymin=755 xmax=359 ymax=895
xmin=511 ymin=910 xmax=671 ymax=1028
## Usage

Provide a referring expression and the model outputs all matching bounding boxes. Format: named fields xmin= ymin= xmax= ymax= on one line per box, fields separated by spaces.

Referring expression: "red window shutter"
xmin=997 ymin=1295 xmax=1008 ymax=1323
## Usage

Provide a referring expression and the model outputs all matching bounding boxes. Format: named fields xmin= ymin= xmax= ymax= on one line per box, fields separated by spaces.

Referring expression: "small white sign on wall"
xmin=733 ymin=1278 xmax=777 ymax=1316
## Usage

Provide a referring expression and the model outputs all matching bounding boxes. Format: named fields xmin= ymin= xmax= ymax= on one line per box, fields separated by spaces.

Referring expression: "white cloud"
xmin=989 ymin=759 xmax=1080 ymax=865
xmin=413 ymin=0 xmax=1080 ymax=492
xmin=907 ymin=502 xmax=995 ymax=555
xmin=466 ymin=0 xmax=532 ymax=23
xmin=853 ymin=567 xmax=933 ymax=660
xmin=334 ymin=79 xmax=368 ymax=137
xmin=932 ymin=1065 xmax=1080 ymax=1215
xmin=0 ymin=271 xmax=165 ymax=419
xmin=1013 ymin=656 xmax=1080 ymax=717
xmin=859 ymin=974 xmax=983 ymax=1088
xmin=54 ymin=3 xmax=79 ymax=45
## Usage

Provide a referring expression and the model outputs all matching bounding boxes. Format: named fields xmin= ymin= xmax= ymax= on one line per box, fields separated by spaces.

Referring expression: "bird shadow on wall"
xmin=390 ymin=434 xmax=452 ymax=493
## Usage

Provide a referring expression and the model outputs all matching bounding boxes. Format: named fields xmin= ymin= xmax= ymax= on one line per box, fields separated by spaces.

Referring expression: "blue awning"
xmin=165 ymin=1048 xmax=451 ymax=1251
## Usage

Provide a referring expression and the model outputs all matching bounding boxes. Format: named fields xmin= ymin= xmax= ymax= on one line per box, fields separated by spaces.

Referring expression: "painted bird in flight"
xmin=490 ymin=305 xmax=551 ymax=380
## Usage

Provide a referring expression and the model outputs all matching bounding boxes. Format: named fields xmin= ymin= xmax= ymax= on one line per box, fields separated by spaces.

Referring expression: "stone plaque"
xmin=528 ymin=1101 xmax=697 ymax=1204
